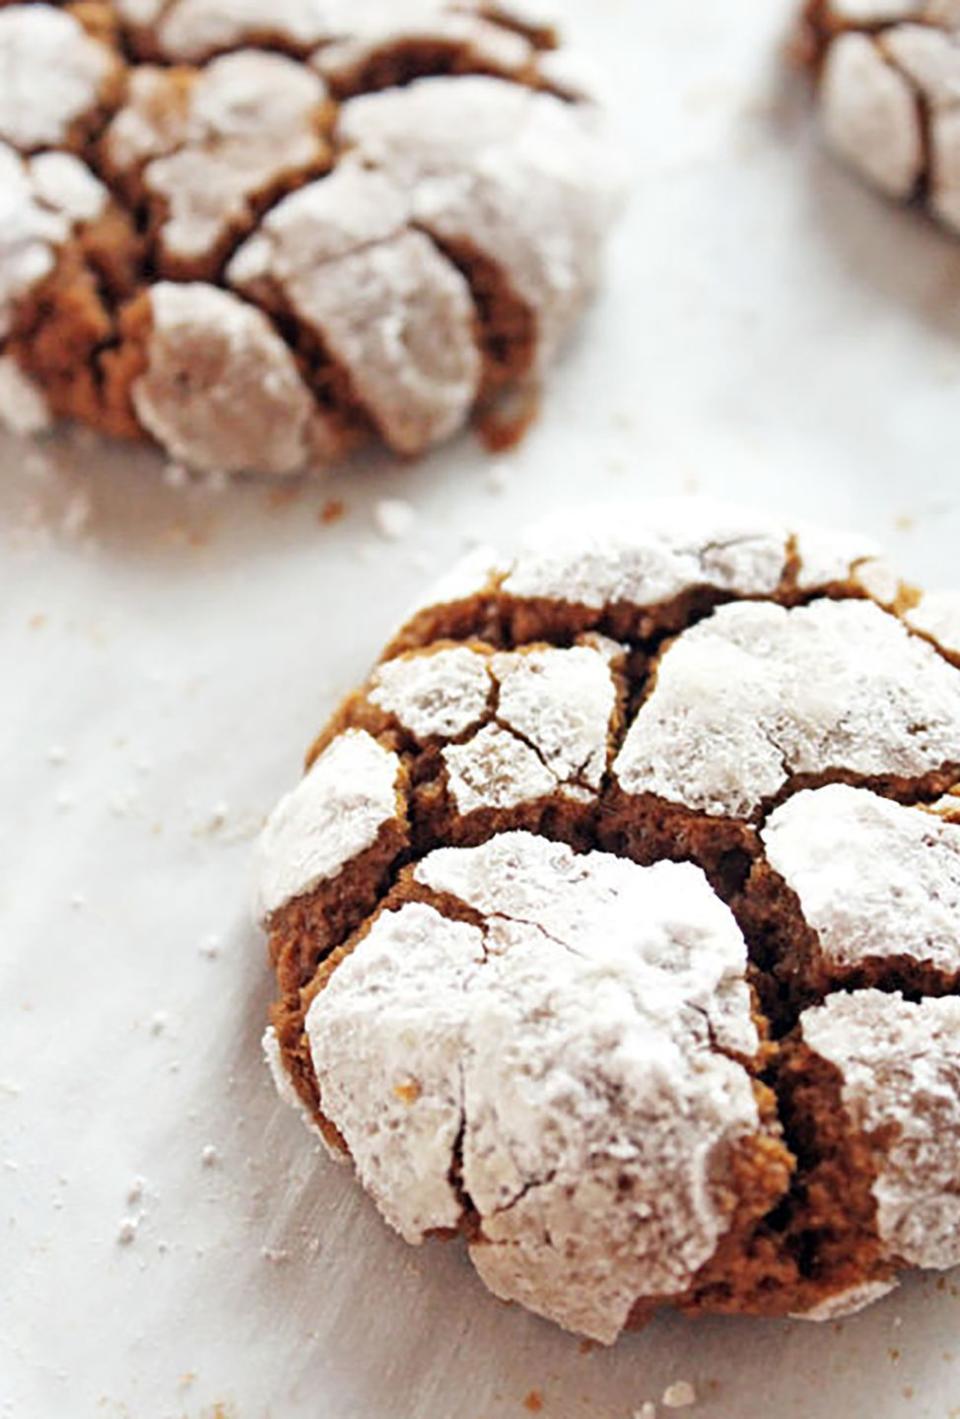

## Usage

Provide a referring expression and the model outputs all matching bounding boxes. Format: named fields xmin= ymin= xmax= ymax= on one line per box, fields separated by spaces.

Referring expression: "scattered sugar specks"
xmin=69 ymin=893 xmax=85 ymax=910
xmin=201 ymin=1145 xmax=219 ymax=1169
xmin=162 ymin=460 xmax=190 ymax=489
xmin=117 ymin=1216 xmax=140 ymax=1246
xmin=127 ymin=1177 xmax=145 ymax=1205
xmin=486 ymin=460 xmax=513 ymax=494
xmin=55 ymin=790 xmax=76 ymax=813
xmin=46 ymin=744 xmax=67 ymax=766
xmin=198 ymin=934 xmax=221 ymax=961
xmin=662 ymin=1381 xmax=697 ymax=1410
xmin=373 ymin=498 xmax=416 ymax=542
xmin=633 ymin=1404 xmax=657 ymax=1419
xmin=261 ymin=1246 xmax=291 ymax=1265
xmin=149 ymin=1011 xmax=168 ymax=1036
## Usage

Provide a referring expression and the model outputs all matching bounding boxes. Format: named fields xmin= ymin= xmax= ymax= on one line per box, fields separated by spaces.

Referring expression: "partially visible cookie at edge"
xmin=0 ymin=0 xmax=624 ymax=474
xmin=797 ymin=1 xmax=960 ymax=233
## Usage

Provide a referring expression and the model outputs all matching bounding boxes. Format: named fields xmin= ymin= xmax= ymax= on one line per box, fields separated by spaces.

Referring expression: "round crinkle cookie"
xmin=0 ymin=0 xmax=622 ymax=473
xmin=255 ymin=498 xmax=960 ymax=1343
xmin=797 ymin=1 xmax=960 ymax=233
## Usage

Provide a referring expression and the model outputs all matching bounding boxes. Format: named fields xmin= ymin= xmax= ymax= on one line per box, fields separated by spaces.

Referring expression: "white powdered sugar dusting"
xmin=370 ymin=646 xmax=493 ymax=741
xmin=134 ymin=282 xmax=323 ymax=474
xmin=443 ymin=721 xmax=558 ymax=812
xmin=0 ymin=5 xmax=114 ymax=152
xmin=439 ymin=643 xmax=618 ymax=813
xmin=763 ymin=784 xmax=960 ymax=977
xmin=0 ymin=144 xmax=107 ymax=341
xmin=905 ymin=588 xmax=960 ymax=660
xmin=499 ymin=501 xmax=791 ymax=609
xmin=312 ymin=6 xmax=534 ymax=89
xmin=230 ymin=175 xmax=481 ymax=454
xmin=337 ymin=75 xmax=624 ymax=370
xmin=801 ymin=990 xmax=960 ymax=1271
xmin=615 ymin=598 xmax=960 ymax=818
xmin=106 ymin=52 xmax=327 ymax=265
xmin=255 ymin=729 xmax=403 ymax=919
xmin=0 ymin=354 xmax=50 ymax=435
xmin=819 ymin=32 xmax=922 ymax=201
xmin=262 ymin=1025 xmax=348 ymax=1162
xmin=792 ymin=1277 xmax=899 ymax=1322
xmin=305 ymin=831 xmax=762 ymax=1342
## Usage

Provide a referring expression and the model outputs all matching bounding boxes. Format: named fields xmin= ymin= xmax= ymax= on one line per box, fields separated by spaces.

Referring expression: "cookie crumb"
xmin=662 ymin=1381 xmax=697 ymax=1409
xmin=633 ymin=1405 xmax=657 ymax=1419
xmin=201 ymin=1145 xmax=219 ymax=1168
xmin=127 ymin=1176 xmax=145 ymax=1205
xmin=319 ymin=498 xmax=345 ymax=526
xmin=148 ymin=1010 xmax=168 ymax=1036
xmin=374 ymin=498 xmax=416 ymax=542
xmin=522 ymin=1392 xmax=544 ymax=1413
xmin=392 ymin=1079 xmax=422 ymax=1105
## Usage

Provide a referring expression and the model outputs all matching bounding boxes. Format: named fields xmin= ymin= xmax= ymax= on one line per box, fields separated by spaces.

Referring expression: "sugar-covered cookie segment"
xmin=370 ymin=645 xmax=495 ymax=741
xmin=800 ymin=990 xmax=960 ymax=1273
xmin=805 ymin=3 xmax=960 ymax=234
xmin=0 ymin=4 xmax=120 ymax=153
xmin=905 ymin=588 xmax=960 ymax=663
xmin=127 ymin=0 xmax=546 ymax=72
xmin=615 ymin=599 xmax=960 ymax=819
xmin=305 ymin=832 xmax=784 ymax=1343
xmin=0 ymin=143 xmax=108 ymax=341
xmin=130 ymin=281 xmax=334 ymax=474
xmin=229 ymin=157 xmax=482 ymax=455
xmin=104 ymin=52 xmax=330 ymax=278
xmin=762 ymin=784 xmax=960 ymax=981
xmin=818 ymin=32 xmax=922 ymax=200
xmin=338 ymin=76 xmax=623 ymax=374
xmin=256 ymin=729 xmax=405 ymax=920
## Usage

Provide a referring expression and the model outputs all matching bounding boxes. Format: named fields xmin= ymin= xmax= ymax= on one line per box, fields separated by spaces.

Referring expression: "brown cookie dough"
xmin=256 ymin=501 xmax=960 ymax=1342
xmin=0 ymin=0 xmax=622 ymax=473
xmin=797 ymin=1 xmax=960 ymax=233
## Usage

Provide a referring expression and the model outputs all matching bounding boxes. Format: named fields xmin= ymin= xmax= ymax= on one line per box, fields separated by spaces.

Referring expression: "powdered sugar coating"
xmin=338 ymin=75 xmax=624 ymax=370
xmin=801 ymin=990 xmax=960 ymax=1271
xmin=0 ymin=144 xmax=107 ymax=340
xmin=905 ymin=589 xmax=960 ymax=661
xmin=370 ymin=646 xmax=493 ymax=741
xmin=140 ymin=0 xmax=543 ymax=65
xmin=256 ymin=729 xmax=403 ymax=919
xmin=438 ymin=643 xmax=619 ymax=813
xmin=105 ymin=52 xmax=328 ymax=268
xmin=615 ymin=598 xmax=960 ymax=818
xmin=311 ymin=7 xmax=534 ymax=89
xmin=0 ymin=5 xmax=115 ymax=152
xmin=763 ymin=784 xmax=960 ymax=977
xmin=792 ymin=1277 xmax=899 ymax=1322
xmin=499 ymin=502 xmax=791 ymax=608
xmin=0 ymin=355 xmax=50 ymax=435
xmin=819 ymin=32 xmax=922 ymax=200
xmin=306 ymin=831 xmax=762 ymax=1342
xmin=133 ymin=282 xmax=324 ymax=474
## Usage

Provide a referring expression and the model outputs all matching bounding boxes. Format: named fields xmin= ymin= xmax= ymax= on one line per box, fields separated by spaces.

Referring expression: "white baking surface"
xmin=4 ymin=2 xmax=960 ymax=1416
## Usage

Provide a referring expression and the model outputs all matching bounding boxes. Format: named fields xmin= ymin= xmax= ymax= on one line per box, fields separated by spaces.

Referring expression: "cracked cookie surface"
xmin=257 ymin=499 xmax=960 ymax=1342
xmin=0 ymin=0 xmax=621 ymax=472
xmin=798 ymin=0 xmax=960 ymax=233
